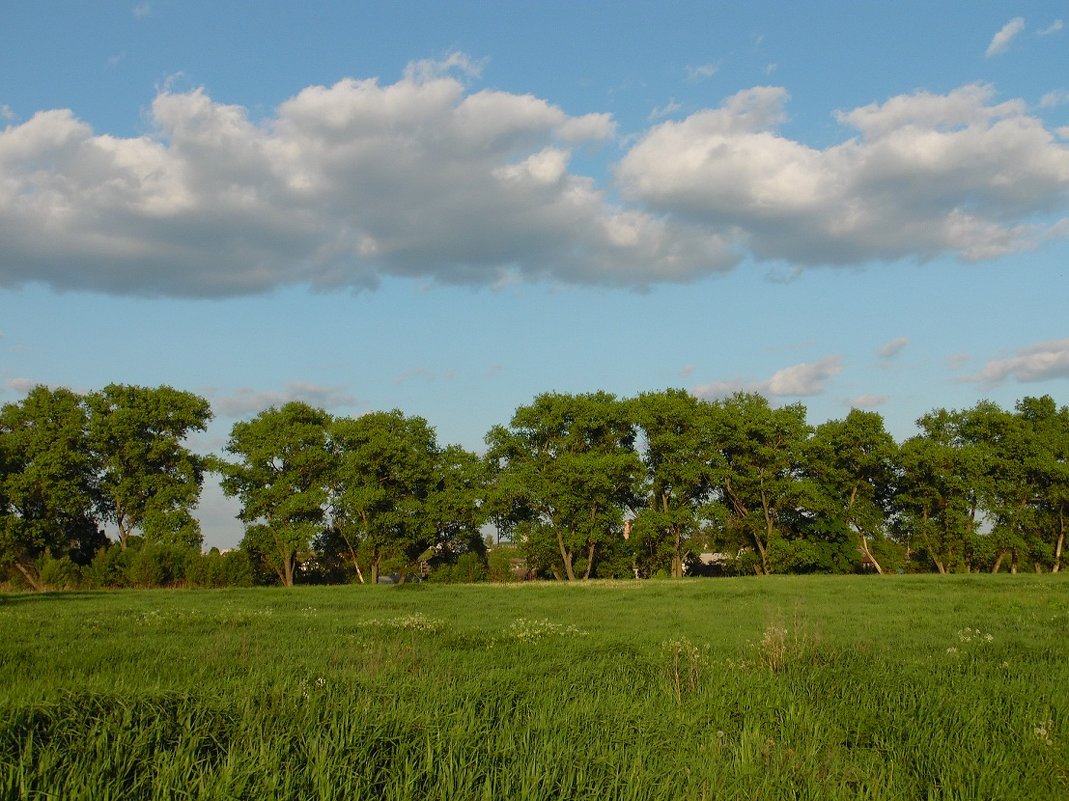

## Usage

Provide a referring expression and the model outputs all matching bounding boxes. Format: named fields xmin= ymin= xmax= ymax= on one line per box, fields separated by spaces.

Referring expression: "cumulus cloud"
xmin=963 ymin=338 xmax=1069 ymax=385
xmin=617 ymin=83 xmax=1069 ymax=268
xmin=1039 ymin=20 xmax=1063 ymax=36
xmin=692 ymin=355 xmax=842 ymax=399
xmin=0 ymin=57 xmax=734 ymax=297
xmin=986 ymin=17 xmax=1026 ymax=57
xmin=212 ymin=382 xmax=358 ymax=417
xmin=878 ymin=337 xmax=909 ymax=359
xmin=2 ymin=62 xmax=1068 ymax=298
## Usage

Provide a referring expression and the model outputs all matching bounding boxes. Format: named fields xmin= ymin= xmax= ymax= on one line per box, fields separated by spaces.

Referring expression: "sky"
xmin=2 ymin=1 xmax=1068 ymax=549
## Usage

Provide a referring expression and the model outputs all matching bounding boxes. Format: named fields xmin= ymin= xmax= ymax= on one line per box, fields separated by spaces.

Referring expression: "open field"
xmin=2 ymin=576 xmax=1068 ymax=800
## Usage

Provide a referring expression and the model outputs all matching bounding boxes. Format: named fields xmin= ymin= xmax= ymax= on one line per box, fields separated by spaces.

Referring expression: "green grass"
xmin=2 ymin=576 xmax=1068 ymax=799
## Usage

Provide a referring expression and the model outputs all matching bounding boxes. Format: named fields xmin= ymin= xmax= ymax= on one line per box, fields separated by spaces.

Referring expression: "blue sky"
xmin=3 ymin=2 xmax=1068 ymax=548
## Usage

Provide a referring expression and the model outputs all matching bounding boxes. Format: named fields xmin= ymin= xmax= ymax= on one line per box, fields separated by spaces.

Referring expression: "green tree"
xmin=486 ymin=392 xmax=642 ymax=581
xmin=87 ymin=384 xmax=211 ymax=549
xmin=1015 ymin=396 xmax=1069 ymax=572
xmin=328 ymin=410 xmax=441 ymax=584
xmin=805 ymin=409 xmax=899 ymax=574
xmin=709 ymin=393 xmax=811 ymax=575
xmin=895 ymin=408 xmax=985 ymax=573
xmin=0 ymin=386 xmax=105 ymax=589
xmin=220 ymin=402 xmax=332 ymax=587
xmin=629 ymin=389 xmax=720 ymax=578
xmin=426 ymin=444 xmax=490 ymax=563
xmin=976 ymin=397 xmax=1069 ymax=573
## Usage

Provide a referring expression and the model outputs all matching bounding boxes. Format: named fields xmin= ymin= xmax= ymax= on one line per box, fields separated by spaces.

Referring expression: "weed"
xmin=661 ymin=636 xmax=706 ymax=703
xmin=753 ymin=613 xmax=817 ymax=673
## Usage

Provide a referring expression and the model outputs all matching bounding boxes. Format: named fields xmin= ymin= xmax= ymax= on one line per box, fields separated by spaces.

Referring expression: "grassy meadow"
xmin=1 ymin=575 xmax=1067 ymax=800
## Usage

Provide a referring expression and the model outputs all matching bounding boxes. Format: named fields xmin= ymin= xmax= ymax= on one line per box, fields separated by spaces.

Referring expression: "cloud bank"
xmin=617 ymin=84 xmax=1069 ymax=267
xmin=1 ymin=59 xmax=1067 ymax=298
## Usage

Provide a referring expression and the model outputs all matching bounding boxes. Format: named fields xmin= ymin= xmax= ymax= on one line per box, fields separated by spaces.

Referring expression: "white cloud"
xmin=963 ymin=338 xmax=1069 ymax=385
xmin=212 ymin=382 xmax=358 ymax=417
xmin=617 ymin=83 xmax=1069 ymax=269
xmin=1039 ymin=20 xmax=1063 ymax=36
xmin=986 ymin=17 xmax=1026 ymax=57
xmin=0 ymin=105 xmax=15 ymax=122
xmin=132 ymin=3 xmax=151 ymax=19
xmin=5 ymin=377 xmax=38 ymax=394
xmin=685 ymin=64 xmax=719 ymax=81
xmin=3 ymin=67 xmax=1068 ymax=299
xmin=648 ymin=100 xmax=682 ymax=121
xmin=1040 ymin=90 xmax=1069 ymax=108
xmin=0 ymin=58 xmax=735 ymax=297
xmin=692 ymin=355 xmax=842 ymax=399
xmin=878 ymin=337 xmax=909 ymax=359
xmin=946 ymin=353 xmax=972 ymax=371
xmin=764 ymin=356 xmax=843 ymax=395
xmin=850 ymin=394 xmax=888 ymax=409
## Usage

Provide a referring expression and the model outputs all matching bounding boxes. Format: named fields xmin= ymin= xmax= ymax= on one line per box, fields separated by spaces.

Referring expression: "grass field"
xmin=2 ymin=575 xmax=1067 ymax=800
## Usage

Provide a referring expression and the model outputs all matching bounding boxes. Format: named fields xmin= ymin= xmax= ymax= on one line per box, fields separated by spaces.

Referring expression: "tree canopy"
xmin=5 ymin=379 xmax=1069 ymax=589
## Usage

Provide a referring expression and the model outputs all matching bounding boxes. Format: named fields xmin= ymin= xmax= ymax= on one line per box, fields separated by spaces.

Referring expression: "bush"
xmin=37 ymin=554 xmax=83 ymax=590
xmin=486 ymin=544 xmax=521 ymax=583
xmin=85 ymin=542 xmax=131 ymax=588
xmin=128 ymin=542 xmax=194 ymax=587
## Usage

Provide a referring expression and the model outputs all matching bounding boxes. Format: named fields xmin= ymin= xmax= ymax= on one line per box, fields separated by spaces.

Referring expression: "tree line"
xmin=2 ymin=383 xmax=1066 ymax=589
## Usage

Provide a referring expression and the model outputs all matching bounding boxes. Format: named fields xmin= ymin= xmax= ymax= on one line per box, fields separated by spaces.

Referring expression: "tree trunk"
xmin=582 ymin=541 xmax=595 ymax=580
xmin=370 ymin=556 xmax=380 ymax=585
xmin=557 ymin=529 xmax=576 ymax=581
xmin=14 ymin=560 xmax=43 ymax=592
xmin=1053 ymin=515 xmax=1065 ymax=573
xmin=117 ymin=515 xmax=132 ymax=550
xmin=759 ymin=485 xmax=774 ymax=575
xmin=281 ymin=553 xmax=295 ymax=588
xmin=992 ymin=552 xmax=1006 ymax=574
xmin=855 ymin=527 xmax=883 ymax=574
xmin=339 ymin=530 xmax=365 ymax=583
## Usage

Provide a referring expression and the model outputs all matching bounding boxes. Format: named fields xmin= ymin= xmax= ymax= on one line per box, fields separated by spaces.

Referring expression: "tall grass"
xmin=1 ymin=576 xmax=1067 ymax=799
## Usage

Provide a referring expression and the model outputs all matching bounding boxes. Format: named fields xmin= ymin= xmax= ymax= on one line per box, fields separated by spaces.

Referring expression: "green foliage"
xmin=630 ymin=389 xmax=720 ymax=578
xmin=0 ymin=386 xmax=104 ymax=589
xmin=806 ymin=409 xmax=898 ymax=573
xmin=487 ymin=391 xmax=642 ymax=581
xmin=328 ymin=410 xmax=475 ymax=585
xmin=220 ymin=402 xmax=333 ymax=587
xmin=427 ymin=551 xmax=488 ymax=583
xmin=36 ymin=554 xmax=84 ymax=590
xmin=87 ymin=384 xmax=212 ymax=550
xmin=709 ymin=393 xmax=812 ymax=574
xmin=485 ymin=544 xmax=521 ymax=583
